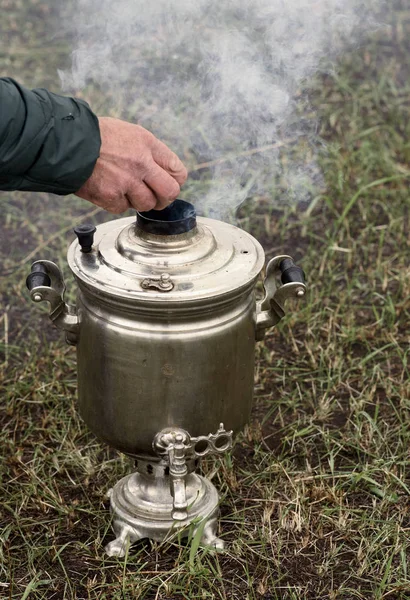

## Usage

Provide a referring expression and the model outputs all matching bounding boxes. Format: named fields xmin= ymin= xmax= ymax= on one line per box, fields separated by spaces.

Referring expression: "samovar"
xmin=26 ymin=200 xmax=305 ymax=556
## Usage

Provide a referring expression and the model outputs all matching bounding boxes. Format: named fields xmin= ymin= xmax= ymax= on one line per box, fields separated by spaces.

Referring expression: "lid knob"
xmin=74 ymin=224 xmax=96 ymax=253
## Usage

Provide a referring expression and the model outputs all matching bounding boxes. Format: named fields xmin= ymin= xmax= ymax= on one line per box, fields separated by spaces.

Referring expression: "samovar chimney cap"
xmin=136 ymin=199 xmax=196 ymax=236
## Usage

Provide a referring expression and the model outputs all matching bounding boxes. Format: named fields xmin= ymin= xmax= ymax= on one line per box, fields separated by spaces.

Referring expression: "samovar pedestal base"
xmin=105 ymin=459 xmax=224 ymax=557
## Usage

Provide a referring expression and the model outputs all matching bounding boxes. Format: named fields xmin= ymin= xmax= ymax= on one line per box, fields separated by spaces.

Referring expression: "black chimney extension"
xmin=137 ymin=199 xmax=196 ymax=236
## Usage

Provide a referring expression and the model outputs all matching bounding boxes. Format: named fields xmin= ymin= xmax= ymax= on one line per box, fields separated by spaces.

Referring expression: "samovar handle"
xmin=256 ymin=255 xmax=306 ymax=341
xmin=153 ymin=424 xmax=233 ymax=521
xmin=26 ymin=260 xmax=79 ymax=345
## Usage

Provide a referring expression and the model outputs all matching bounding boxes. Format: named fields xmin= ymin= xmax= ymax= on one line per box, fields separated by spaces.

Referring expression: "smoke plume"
xmin=60 ymin=0 xmax=384 ymax=219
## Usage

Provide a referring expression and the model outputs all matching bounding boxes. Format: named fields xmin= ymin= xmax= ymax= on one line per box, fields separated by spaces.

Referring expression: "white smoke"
xmin=60 ymin=0 xmax=384 ymax=219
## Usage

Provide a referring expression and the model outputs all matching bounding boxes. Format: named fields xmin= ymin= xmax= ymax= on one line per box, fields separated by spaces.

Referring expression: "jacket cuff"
xmin=21 ymin=89 xmax=101 ymax=195
xmin=0 ymin=79 xmax=101 ymax=195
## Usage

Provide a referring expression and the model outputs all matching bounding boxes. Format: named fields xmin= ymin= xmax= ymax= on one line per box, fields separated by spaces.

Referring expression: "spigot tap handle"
xmin=168 ymin=434 xmax=189 ymax=520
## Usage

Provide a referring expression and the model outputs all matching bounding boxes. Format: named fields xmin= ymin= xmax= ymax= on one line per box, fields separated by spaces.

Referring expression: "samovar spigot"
xmin=166 ymin=431 xmax=190 ymax=521
xmin=153 ymin=424 xmax=233 ymax=522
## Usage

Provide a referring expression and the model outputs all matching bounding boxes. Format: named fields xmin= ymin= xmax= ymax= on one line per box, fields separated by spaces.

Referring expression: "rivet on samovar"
xmin=26 ymin=199 xmax=306 ymax=557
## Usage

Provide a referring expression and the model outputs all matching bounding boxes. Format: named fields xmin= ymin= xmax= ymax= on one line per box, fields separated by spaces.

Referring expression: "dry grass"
xmin=1 ymin=1 xmax=410 ymax=599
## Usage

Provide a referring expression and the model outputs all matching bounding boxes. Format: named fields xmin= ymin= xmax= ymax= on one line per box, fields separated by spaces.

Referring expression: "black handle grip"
xmin=279 ymin=258 xmax=305 ymax=285
xmin=26 ymin=263 xmax=51 ymax=291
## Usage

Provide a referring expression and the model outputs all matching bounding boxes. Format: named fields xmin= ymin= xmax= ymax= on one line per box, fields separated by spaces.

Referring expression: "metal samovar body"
xmin=26 ymin=200 xmax=305 ymax=556
xmin=73 ymin=219 xmax=262 ymax=457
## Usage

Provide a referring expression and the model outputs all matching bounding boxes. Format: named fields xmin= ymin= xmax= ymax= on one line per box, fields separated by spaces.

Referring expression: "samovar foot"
xmin=198 ymin=513 xmax=225 ymax=550
xmin=105 ymin=521 xmax=143 ymax=557
xmin=104 ymin=425 xmax=232 ymax=557
xmin=106 ymin=468 xmax=223 ymax=554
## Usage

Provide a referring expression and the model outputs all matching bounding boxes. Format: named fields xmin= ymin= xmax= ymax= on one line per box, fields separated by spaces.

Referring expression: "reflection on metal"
xmin=154 ymin=424 xmax=233 ymax=520
xmin=105 ymin=458 xmax=224 ymax=557
xmin=141 ymin=272 xmax=174 ymax=292
xmin=256 ymin=255 xmax=307 ymax=340
xmin=27 ymin=260 xmax=79 ymax=345
xmin=26 ymin=202 xmax=305 ymax=556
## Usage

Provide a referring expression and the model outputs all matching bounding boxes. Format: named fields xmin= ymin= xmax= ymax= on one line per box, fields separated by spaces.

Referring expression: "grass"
xmin=1 ymin=1 xmax=410 ymax=598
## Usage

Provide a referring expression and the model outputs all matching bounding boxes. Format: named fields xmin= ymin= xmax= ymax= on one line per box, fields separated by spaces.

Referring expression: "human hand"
xmin=75 ymin=117 xmax=188 ymax=214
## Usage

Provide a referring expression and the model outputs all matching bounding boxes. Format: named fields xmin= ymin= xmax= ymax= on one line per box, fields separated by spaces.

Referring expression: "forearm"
xmin=0 ymin=78 xmax=101 ymax=195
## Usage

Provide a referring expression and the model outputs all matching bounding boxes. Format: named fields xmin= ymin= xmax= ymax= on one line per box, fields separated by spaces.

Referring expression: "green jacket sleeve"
xmin=0 ymin=78 xmax=101 ymax=195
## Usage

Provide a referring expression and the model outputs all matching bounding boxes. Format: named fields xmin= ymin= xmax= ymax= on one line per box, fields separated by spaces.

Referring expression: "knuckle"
xmin=132 ymin=151 xmax=152 ymax=171
xmin=137 ymin=126 xmax=154 ymax=143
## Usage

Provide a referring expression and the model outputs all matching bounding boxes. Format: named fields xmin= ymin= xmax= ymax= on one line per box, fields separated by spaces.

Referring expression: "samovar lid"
xmin=67 ymin=200 xmax=265 ymax=304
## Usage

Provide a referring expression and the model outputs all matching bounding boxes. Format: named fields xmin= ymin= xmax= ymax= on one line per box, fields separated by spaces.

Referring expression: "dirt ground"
xmin=1 ymin=1 xmax=410 ymax=599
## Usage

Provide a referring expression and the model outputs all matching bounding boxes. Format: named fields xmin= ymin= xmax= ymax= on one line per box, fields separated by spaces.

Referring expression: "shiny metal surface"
xmin=106 ymin=457 xmax=223 ymax=557
xmin=67 ymin=216 xmax=265 ymax=303
xmin=27 ymin=217 xmax=305 ymax=458
xmin=65 ymin=214 xmax=266 ymax=456
xmin=256 ymin=255 xmax=307 ymax=340
xmin=75 ymin=285 xmax=256 ymax=456
xmin=153 ymin=424 xmax=233 ymax=520
xmin=27 ymin=260 xmax=78 ymax=345
xmin=27 ymin=208 xmax=306 ymax=555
